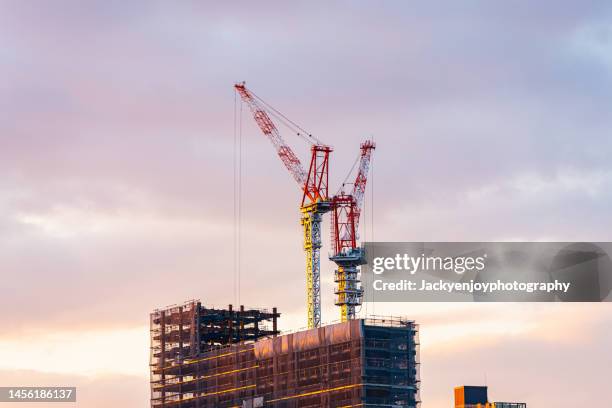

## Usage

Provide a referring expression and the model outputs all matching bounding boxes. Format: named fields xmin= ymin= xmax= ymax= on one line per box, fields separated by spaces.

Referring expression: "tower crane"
xmin=330 ymin=141 xmax=375 ymax=321
xmin=234 ymin=82 xmax=332 ymax=329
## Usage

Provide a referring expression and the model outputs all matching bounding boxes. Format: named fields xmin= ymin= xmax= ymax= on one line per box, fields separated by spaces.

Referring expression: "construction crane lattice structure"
xmin=235 ymin=82 xmax=331 ymax=329
xmin=330 ymin=141 xmax=375 ymax=322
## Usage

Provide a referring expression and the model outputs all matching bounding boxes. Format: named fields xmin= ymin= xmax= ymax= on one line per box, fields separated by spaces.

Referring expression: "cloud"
xmin=571 ymin=20 xmax=612 ymax=69
xmin=420 ymin=304 xmax=612 ymax=407
xmin=0 ymin=327 xmax=148 ymax=376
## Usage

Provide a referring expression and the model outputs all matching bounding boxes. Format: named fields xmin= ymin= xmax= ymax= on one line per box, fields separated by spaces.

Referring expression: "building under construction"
xmin=150 ymin=85 xmax=419 ymax=407
xmin=150 ymin=301 xmax=420 ymax=407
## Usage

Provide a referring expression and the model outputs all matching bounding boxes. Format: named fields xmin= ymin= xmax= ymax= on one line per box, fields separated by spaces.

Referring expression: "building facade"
xmin=150 ymin=303 xmax=420 ymax=408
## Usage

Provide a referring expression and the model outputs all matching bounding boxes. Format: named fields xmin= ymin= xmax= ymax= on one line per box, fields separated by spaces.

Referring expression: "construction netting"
xmin=151 ymin=317 xmax=419 ymax=408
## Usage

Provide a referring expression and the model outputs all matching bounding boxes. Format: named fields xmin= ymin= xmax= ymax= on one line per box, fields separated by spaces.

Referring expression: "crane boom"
xmin=234 ymin=82 xmax=307 ymax=186
xmin=351 ymin=140 xmax=375 ymax=234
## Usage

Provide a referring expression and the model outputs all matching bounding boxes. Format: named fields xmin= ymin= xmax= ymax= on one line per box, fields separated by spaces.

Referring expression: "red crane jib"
xmin=332 ymin=141 xmax=375 ymax=255
xmin=253 ymin=110 xmax=275 ymax=134
xmin=235 ymin=82 xmax=331 ymax=208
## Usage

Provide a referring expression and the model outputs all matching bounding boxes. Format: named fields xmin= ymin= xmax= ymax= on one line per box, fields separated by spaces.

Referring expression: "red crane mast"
xmin=330 ymin=141 xmax=376 ymax=321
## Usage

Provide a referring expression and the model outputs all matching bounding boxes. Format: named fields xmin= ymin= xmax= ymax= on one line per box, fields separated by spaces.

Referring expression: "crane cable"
xmin=265 ymin=107 xmax=313 ymax=145
xmin=369 ymin=148 xmax=375 ymax=315
xmin=233 ymin=90 xmax=243 ymax=307
xmin=238 ymin=96 xmax=243 ymax=306
xmin=233 ymin=91 xmax=237 ymax=306
xmin=249 ymin=89 xmax=323 ymax=145
xmin=335 ymin=153 xmax=360 ymax=195
xmin=362 ymin=153 xmax=368 ymax=319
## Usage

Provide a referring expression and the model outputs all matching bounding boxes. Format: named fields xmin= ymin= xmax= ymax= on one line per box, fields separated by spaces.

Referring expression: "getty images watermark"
xmin=361 ymin=242 xmax=612 ymax=302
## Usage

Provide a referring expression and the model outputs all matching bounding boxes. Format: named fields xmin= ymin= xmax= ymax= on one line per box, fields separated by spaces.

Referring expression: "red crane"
xmin=330 ymin=141 xmax=375 ymax=321
xmin=234 ymin=82 xmax=332 ymax=328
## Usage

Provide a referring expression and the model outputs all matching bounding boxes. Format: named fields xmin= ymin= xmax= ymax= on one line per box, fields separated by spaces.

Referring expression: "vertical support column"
xmin=239 ymin=305 xmax=245 ymax=342
xmin=272 ymin=307 xmax=278 ymax=336
xmin=214 ymin=350 xmax=220 ymax=407
xmin=332 ymin=253 xmax=364 ymax=322
xmin=358 ymin=320 xmax=366 ymax=405
xmin=321 ymin=333 xmax=330 ymax=407
xmin=178 ymin=306 xmax=183 ymax=404
xmin=194 ymin=303 xmax=201 ymax=408
xmin=234 ymin=344 xmax=241 ymax=405
xmin=228 ymin=304 xmax=233 ymax=344
xmin=337 ymin=266 xmax=348 ymax=322
xmin=272 ymin=338 xmax=279 ymax=400
xmin=160 ymin=311 xmax=166 ymax=406
xmin=288 ymin=334 xmax=295 ymax=393
xmin=301 ymin=206 xmax=322 ymax=328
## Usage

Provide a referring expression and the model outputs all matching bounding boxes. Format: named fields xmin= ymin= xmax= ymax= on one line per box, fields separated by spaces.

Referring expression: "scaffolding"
xmin=150 ymin=309 xmax=419 ymax=408
xmin=150 ymin=300 xmax=280 ymax=407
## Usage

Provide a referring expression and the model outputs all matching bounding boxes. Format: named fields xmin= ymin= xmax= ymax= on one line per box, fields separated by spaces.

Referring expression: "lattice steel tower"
xmin=330 ymin=141 xmax=375 ymax=321
xmin=235 ymin=83 xmax=331 ymax=328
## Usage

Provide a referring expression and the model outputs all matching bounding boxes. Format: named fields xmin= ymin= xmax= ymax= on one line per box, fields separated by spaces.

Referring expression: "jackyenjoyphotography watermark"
xmin=373 ymin=279 xmax=572 ymax=294
xmin=362 ymin=242 xmax=612 ymax=302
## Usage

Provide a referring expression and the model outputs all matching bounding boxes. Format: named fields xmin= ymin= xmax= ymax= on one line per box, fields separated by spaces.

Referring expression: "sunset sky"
xmin=2 ymin=1 xmax=612 ymax=407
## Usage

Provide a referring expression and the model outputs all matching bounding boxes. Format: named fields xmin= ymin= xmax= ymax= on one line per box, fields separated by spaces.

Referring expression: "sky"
xmin=1 ymin=1 xmax=612 ymax=407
